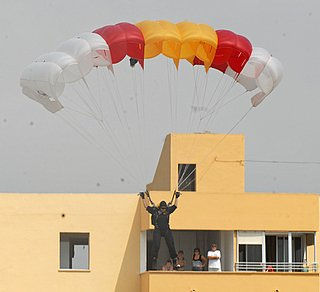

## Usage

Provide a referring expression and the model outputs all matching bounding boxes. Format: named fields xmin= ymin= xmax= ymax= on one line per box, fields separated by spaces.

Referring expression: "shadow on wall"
xmin=114 ymin=201 xmax=141 ymax=292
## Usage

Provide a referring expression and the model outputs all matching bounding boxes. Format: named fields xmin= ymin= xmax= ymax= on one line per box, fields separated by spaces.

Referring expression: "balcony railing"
xmin=235 ymin=262 xmax=318 ymax=272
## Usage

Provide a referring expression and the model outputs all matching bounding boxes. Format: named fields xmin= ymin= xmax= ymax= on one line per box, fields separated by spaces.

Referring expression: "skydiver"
xmin=139 ymin=190 xmax=181 ymax=270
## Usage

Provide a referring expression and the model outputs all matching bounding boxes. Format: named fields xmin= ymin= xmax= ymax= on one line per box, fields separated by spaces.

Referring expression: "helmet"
xmin=159 ymin=201 xmax=167 ymax=208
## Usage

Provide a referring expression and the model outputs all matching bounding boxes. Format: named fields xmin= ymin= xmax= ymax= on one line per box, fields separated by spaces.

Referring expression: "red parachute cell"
xmin=94 ymin=22 xmax=145 ymax=68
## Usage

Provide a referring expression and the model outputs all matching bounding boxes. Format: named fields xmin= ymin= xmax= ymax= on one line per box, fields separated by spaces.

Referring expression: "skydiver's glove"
xmin=175 ymin=191 xmax=181 ymax=198
xmin=139 ymin=192 xmax=145 ymax=199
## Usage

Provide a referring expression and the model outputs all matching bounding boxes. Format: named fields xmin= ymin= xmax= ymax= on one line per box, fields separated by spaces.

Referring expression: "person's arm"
xmin=145 ymin=190 xmax=156 ymax=207
xmin=173 ymin=191 xmax=181 ymax=207
xmin=207 ymin=251 xmax=221 ymax=260
xmin=201 ymin=255 xmax=207 ymax=268
xmin=181 ymin=259 xmax=186 ymax=268
xmin=139 ymin=192 xmax=149 ymax=209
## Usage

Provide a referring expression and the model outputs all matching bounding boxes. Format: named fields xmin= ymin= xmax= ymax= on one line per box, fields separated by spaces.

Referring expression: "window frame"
xmin=59 ymin=232 xmax=90 ymax=271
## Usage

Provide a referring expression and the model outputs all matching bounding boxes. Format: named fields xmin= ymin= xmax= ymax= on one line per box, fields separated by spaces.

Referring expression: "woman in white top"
xmin=207 ymin=243 xmax=221 ymax=272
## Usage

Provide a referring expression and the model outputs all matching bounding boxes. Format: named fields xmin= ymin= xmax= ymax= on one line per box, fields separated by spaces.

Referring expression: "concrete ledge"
xmin=140 ymin=270 xmax=320 ymax=292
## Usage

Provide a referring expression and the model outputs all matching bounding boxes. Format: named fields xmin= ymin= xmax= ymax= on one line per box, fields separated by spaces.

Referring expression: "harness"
xmin=145 ymin=190 xmax=177 ymax=230
xmin=151 ymin=208 xmax=169 ymax=230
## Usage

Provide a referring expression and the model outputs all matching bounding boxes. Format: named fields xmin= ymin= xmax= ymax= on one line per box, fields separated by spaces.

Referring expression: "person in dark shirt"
xmin=139 ymin=190 xmax=181 ymax=270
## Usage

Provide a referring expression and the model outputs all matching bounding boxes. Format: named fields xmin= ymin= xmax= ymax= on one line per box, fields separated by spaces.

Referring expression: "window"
xmin=178 ymin=164 xmax=196 ymax=191
xmin=238 ymin=244 xmax=262 ymax=271
xmin=237 ymin=231 xmax=263 ymax=271
xmin=60 ymin=233 xmax=89 ymax=270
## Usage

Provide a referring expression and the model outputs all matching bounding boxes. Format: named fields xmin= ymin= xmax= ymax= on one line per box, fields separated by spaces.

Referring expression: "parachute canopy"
xmin=19 ymin=20 xmax=284 ymax=189
xmin=20 ymin=21 xmax=283 ymax=113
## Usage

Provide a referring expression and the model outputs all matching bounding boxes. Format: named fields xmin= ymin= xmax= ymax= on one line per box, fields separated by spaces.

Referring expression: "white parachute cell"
xmin=236 ymin=74 xmax=257 ymax=91
xmin=78 ymin=32 xmax=113 ymax=68
xmin=57 ymin=38 xmax=93 ymax=79
xmin=22 ymin=87 xmax=63 ymax=113
xmin=20 ymin=61 xmax=65 ymax=98
xmin=35 ymin=52 xmax=79 ymax=83
xmin=20 ymin=61 xmax=65 ymax=113
xmin=251 ymin=56 xmax=283 ymax=107
xmin=241 ymin=47 xmax=271 ymax=78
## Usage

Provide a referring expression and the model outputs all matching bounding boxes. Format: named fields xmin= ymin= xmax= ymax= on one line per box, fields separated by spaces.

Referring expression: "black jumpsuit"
xmin=147 ymin=205 xmax=178 ymax=261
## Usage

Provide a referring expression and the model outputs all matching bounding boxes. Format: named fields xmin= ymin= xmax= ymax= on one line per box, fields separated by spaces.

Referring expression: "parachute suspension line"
xmin=81 ymin=68 xmax=144 ymax=184
xmin=188 ymin=68 xmax=208 ymax=134
xmin=132 ymin=67 xmax=141 ymax=123
xmin=179 ymin=69 xmax=211 ymax=185
xmin=107 ymin=69 xmax=147 ymax=185
xmin=102 ymin=70 xmax=145 ymax=182
xmin=96 ymin=67 xmax=104 ymax=111
xmin=190 ymin=71 xmax=224 ymax=132
xmin=177 ymin=163 xmax=184 ymax=184
xmin=199 ymin=72 xmax=209 ymax=118
xmin=81 ymin=77 xmax=104 ymax=121
xmin=188 ymin=67 xmax=206 ymax=133
xmin=186 ymin=67 xmax=200 ymax=133
xmin=179 ymin=70 xmax=219 ymax=185
xmin=202 ymin=75 xmax=239 ymax=130
xmin=96 ymin=119 xmax=135 ymax=173
xmin=63 ymin=105 xmax=100 ymax=120
xmin=202 ymin=76 xmax=232 ymax=121
xmin=180 ymin=75 xmax=240 ymax=185
xmin=217 ymin=89 xmax=248 ymax=110
xmin=194 ymin=72 xmax=211 ymax=135
xmin=179 ymin=72 xmax=235 ymax=185
xmin=202 ymin=73 xmax=224 ymax=118
xmin=173 ymin=64 xmax=179 ymax=132
xmin=206 ymin=90 xmax=249 ymax=127
xmin=71 ymin=79 xmax=133 ymax=173
xmin=71 ymin=84 xmax=102 ymax=122
xmin=166 ymin=59 xmax=174 ymax=132
xmin=61 ymin=87 xmax=99 ymax=120
xmin=167 ymin=190 xmax=176 ymax=207
xmin=56 ymin=110 xmax=142 ymax=188
xmin=139 ymin=68 xmax=148 ymax=182
xmin=179 ymin=106 xmax=254 ymax=191
xmin=170 ymin=60 xmax=178 ymax=132
xmin=99 ymin=69 xmax=142 ymax=162
xmin=131 ymin=66 xmax=148 ymax=184
xmin=136 ymin=64 xmax=146 ymax=131
xmin=100 ymin=69 xmax=125 ymax=128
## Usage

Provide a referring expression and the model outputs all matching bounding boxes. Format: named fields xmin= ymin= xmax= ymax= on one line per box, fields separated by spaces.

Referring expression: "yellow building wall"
xmin=141 ymin=271 xmax=320 ymax=292
xmin=148 ymin=134 xmax=245 ymax=193
xmin=141 ymin=191 xmax=319 ymax=232
xmin=0 ymin=193 xmax=141 ymax=292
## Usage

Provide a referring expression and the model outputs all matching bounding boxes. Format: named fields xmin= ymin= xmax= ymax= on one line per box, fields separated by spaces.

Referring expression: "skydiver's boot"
xmin=151 ymin=257 xmax=157 ymax=270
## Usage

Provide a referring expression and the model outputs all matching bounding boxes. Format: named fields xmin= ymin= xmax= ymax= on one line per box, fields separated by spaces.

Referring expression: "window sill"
xmin=58 ymin=269 xmax=90 ymax=272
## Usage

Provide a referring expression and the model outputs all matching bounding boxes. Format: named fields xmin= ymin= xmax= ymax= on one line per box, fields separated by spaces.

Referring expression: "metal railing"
xmin=235 ymin=262 xmax=318 ymax=272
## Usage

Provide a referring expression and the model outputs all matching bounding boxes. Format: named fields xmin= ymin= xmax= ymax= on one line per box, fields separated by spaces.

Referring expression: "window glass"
xmin=178 ymin=164 xmax=196 ymax=191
